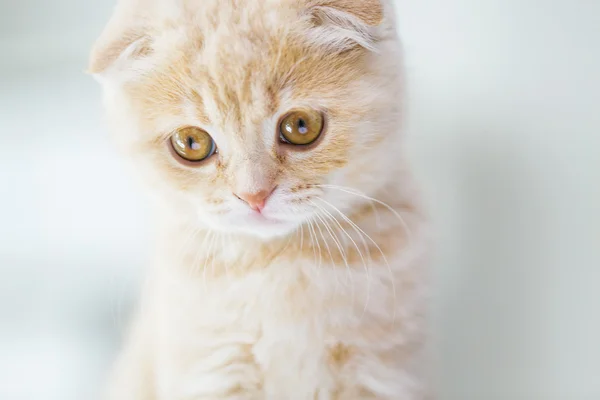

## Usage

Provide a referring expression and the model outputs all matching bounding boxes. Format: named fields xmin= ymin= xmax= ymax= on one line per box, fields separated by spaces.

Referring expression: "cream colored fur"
xmin=91 ymin=0 xmax=430 ymax=399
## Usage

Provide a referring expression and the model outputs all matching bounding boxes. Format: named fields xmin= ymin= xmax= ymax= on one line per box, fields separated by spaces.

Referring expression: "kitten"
xmin=90 ymin=0 xmax=430 ymax=399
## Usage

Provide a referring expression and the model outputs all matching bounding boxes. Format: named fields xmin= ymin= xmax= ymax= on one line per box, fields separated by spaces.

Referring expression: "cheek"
xmin=139 ymin=147 xmax=225 ymax=205
xmin=282 ymin=124 xmax=351 ymax=180
xmin=284 ymin=149 xmax=349 ymax=182
xmin=192 ymin=179 xmax=231 ymax=207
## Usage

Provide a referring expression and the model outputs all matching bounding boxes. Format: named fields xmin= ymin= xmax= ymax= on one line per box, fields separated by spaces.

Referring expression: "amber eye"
xmin=279 ymin=110 xmax=324 ymax=146
xmin=170 ymin=127 xmax=216 ymax=162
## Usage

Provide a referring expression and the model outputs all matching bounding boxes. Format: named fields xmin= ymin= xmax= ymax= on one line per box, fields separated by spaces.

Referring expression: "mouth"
xmin=246 ymin=211 xmax=282 ymax=226
xmin=228 ymin=211 xmax=295 ymax=238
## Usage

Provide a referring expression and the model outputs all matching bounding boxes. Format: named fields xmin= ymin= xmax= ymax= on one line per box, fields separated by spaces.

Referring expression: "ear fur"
xmin=88 ymin=2 xmax=153 ymax=75
xmin=304 ymin=0 xmax=385 ymax=51
xmin=311 ymin=0 xmax=384 ymax=26
xmin=89 ymin=0 xmax=386 ymax=75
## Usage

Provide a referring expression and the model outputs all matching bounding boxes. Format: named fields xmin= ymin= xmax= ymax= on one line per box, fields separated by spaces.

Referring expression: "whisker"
xmin=310 ymin=208 xmax=337 ymax=269
xmin=313 ymin=184 xmax=380 ymax=226
xmin=312 ymin=199 xmax=370 ymax=316
xmin=310 ymin=202 xmax=348 ymax=263
xmin=309 ymin=200 xmax=355 ymax=304
xmin=306 ymin=218 xmax=318 ymax=269
xmin=315 ymin=197 xmax=373 ymax=268
xmin=314 ymin=221 xmax=324 ymax=273
xmin=314 ymin=184 xmax=413 ymax=248
xmin=322 ymin=211 xmax=353 ymax=297
xmin=316 ymin=196 xmax=398 ymax=324
xmin=310 ymin=207 xmax=348 ymax=297
xmin=314 ymin=199 xmax=371 ymax=270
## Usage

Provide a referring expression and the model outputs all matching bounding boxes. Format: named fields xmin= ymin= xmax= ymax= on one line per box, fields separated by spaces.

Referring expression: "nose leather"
xmin=236 ymin=190 xmax=272 ymax=211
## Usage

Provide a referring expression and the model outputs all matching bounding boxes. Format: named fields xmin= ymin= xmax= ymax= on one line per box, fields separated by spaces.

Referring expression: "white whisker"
xmin=309 ymin=200 xmax=356 ymax=306
xmin=312 ymin=199 xmax=370 ymax=316
xmin=311 ymin=209 xmax=336 ymax=269
xmin=314 ymin=184 xmax=413 ymax=248
xmin=307 ymin=218 xmax=321 ymax=274
xmin=316 ymin=196 xmax=398 ymax=324
xmin=320 ymin=210 xmax=351 ymax=296
xmin=306 ymin=219 xmax=318 ymax=269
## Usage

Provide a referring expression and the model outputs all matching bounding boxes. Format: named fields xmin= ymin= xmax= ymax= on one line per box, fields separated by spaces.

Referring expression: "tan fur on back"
xmin=91 ymin=0 xmax=430 ymax=399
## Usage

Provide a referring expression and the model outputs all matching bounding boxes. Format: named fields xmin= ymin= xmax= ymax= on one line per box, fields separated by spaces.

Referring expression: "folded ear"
xmin=312 ymin=0 xmax=384 ymax=26
xmin=88 ymin=2 xmax=153 ymax=76
xmin=304 ymin=0 xmax=385 ymax=51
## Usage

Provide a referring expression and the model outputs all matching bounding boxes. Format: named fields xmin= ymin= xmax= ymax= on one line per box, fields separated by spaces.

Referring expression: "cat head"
xmin=90 ymin=0 xmax=404 ymax=239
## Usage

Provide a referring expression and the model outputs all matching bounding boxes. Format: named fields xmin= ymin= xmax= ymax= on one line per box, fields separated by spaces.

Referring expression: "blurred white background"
xmin=0 ymin=1 xmax=599 ymax=399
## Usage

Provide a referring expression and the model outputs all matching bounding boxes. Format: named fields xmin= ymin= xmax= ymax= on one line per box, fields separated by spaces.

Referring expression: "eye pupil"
xmin=188 ymin=136 xmax=201 ymax=150
xmin=298 ymin=119 xmax=308 ymax=134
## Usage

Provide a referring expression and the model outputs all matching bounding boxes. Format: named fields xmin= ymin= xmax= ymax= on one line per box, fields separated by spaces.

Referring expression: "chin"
xmin=209 ymin=213 xmax=300 ymax=240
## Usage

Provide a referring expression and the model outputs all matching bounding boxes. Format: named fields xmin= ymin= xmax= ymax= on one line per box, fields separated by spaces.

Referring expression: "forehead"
xmin=125 ymin=4 xmax=366 ymax=139
xmin=191 ymin=27 xmax=296 ymax=130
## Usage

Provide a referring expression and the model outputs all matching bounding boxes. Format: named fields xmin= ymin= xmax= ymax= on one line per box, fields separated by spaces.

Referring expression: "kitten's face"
xmin=95 ymin=0 xmax=401 ymax=239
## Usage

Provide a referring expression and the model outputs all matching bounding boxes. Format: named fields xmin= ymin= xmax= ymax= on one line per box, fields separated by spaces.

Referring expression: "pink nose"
xmin=235 ymin=190 xmax=272 ymax=212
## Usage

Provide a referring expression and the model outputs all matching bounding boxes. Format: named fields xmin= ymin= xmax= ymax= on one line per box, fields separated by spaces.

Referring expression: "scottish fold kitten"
xmin=90 ymin=0 xmax=430 ymax=398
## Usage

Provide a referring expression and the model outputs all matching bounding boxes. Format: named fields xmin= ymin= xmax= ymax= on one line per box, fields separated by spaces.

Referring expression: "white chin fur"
xmin=202 ymin=213 xmax=301 ymax=239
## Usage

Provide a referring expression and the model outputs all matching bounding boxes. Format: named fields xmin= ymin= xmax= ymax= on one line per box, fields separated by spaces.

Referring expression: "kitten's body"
xmin=91 ymin=0 xmax=430 ymax=399
xmin=111 ymin=185 xmax=428 ymax=400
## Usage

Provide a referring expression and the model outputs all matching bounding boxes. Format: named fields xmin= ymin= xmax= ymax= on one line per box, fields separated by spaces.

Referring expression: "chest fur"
xmin=152 ymin=262 xmax=398 ymax=399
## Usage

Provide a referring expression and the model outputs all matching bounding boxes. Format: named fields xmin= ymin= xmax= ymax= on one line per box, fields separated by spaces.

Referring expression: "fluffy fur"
xmin=90 ymin=0 xmax=430 ymax=398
